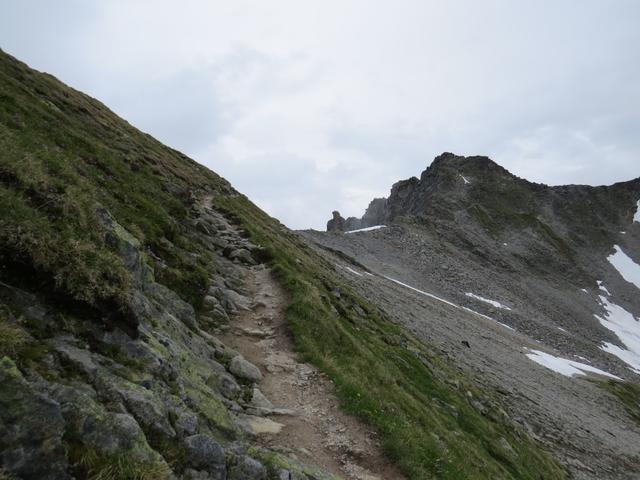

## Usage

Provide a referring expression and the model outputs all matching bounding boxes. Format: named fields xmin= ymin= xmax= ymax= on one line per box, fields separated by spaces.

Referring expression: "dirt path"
xmin=220 ymin=265 xmax=405 ymax=480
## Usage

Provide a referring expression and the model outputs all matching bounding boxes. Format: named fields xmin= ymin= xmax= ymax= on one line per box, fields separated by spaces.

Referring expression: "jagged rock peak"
xmin=326 ymin=210 xmax=362 ymax=232
xmin=326 ymin=211 xmax=345 ymax=232
xmin=326 ymin=152 xmax=507 ymax=230
xmin=325 ymin=152 xmax=640 ymax=232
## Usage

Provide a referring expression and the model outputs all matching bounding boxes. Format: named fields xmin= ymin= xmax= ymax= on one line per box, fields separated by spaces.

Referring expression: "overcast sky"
xmin=1 ymin=1 xmax=639 ymax=229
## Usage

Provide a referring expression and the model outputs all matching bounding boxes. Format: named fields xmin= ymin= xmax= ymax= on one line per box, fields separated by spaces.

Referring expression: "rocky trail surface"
xmin=220 ymin=265 xmax=404 ymax=480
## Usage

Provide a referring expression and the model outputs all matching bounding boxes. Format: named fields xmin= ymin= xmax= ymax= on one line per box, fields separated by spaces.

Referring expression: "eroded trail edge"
xmin=220 ymin=266 xmax=404 ymax=480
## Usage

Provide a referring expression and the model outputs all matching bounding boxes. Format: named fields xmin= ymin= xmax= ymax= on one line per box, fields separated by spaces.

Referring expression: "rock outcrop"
xmin=325 ymin=211 xmax=364 ymax=232
xmin=326 ymin=211 xmax=345 ymax=232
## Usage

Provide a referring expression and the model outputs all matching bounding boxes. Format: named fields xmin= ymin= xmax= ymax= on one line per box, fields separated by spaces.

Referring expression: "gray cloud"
xmin=1 ymin=0 xmax=639 ymax=229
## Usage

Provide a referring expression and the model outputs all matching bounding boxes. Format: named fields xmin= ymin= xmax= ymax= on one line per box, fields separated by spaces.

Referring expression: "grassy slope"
xmin=1 ymin=50 xmax=564 ymax=479
xmin=0 ymin=50 xmax=226 ymax=317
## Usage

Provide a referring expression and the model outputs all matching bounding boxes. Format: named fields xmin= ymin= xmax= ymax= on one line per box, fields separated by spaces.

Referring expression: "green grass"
xmin=214 ymin=195 xmax=565 ymax=480
xmin=599 ymin=379 xmax=640 ymax=426
xmin=73 ymin=448 xmax=171 ymax=480
xmin=0 ymin=50 xmax=224 ymax=319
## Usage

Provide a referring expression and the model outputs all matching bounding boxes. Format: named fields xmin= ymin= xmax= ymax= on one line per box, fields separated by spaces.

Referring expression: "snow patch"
xmin=580 ymin=288 xmax=588 ymax=294
xmin=597 ymin=281 xmax=611 ymax=296
xmin=526 ymin=349 xmax=620 ymax=379
xmin=383 ymin=276 xmax=513 ymax=330
xmin=607 ymin=245 xmax=640 ymax=290
xmin=595 ymin=295 xmax=640 ymax=373
xmin=459 ymin=174 xmax=471 ymax=185
xmin=634 ymin=200 xmax=640 ymax=223
xmin=465 ymin=292 xmax=512 ymax=311
xmin=497 ymin=322 xmax=515 ymax=331
xmin=345 ymin=225 xmax=387 ymax=234
xmin=383 ymin=275 xmax=460 ymax=309
xmin=344 ymin=266 xmax=363 ymax=277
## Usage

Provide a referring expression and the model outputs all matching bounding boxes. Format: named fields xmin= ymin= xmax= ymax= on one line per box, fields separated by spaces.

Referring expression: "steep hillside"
xmin=0 ymin=52 xmax=569 ymax=480
xmin=306 ymin=154 xmax=640 ymax=478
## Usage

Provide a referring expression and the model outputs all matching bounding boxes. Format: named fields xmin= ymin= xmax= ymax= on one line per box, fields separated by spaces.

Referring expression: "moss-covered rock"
xmin=0 ymin=357 xmax=70 ymax=479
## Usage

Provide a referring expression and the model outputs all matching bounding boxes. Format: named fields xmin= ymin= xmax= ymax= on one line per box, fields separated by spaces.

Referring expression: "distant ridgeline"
xmin=326 ymin=152 xmax=640 ymax=240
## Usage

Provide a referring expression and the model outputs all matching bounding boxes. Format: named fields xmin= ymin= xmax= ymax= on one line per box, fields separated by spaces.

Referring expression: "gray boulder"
xmin=250 ymin=388 xmax=273 ymax=409
xmin=209 ymin=286 xmax=251 ymax=313
xmin=228 ymin=248 xmax=256 ymax=265
xmin=183 ymin=434 xmax=226 ymax=479
xmin=174 ymin=411 xmax=199 ymax=438
xmin=208 ymin=372 xmax=241 ymax=400
xmin=97 ymin=374 xmax=176 ymax=438
xmin=227 ymin=455 xmax=267 ymax=480
xmin=0 ymin=358 xmax=70 ymax=480
xmin=229 ymin=356 xmax=263 ymax=383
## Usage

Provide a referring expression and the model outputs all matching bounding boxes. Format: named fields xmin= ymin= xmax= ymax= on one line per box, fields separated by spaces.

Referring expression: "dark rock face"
xmin=361 ymin=198 xmax=387 ymax=227
xmin=326 ymin=210 xmax=363 ymax=232
xmin=326 ymin=210 xmax=346 ymax=232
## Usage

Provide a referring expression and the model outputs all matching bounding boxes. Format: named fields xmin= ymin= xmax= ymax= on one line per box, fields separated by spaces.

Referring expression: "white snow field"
xmin=595 ymin=295 xmax=640 ymax=373
xmin=345 ymin=225 xmax=387 ymax=234
xmin=608 ymin=245 xmax=640 ymax=290
xmin=465 ymin=292 xmax=512 ymax=310
xmin=526 ymin=349 xmax=620 ymax=379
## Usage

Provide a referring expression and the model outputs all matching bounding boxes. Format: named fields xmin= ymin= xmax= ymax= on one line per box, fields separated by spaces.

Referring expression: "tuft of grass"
xmin=214 ymin=195 xmax=565 ymax=480
xmin=0 ymin=312 xmax=27 ymax=357
xmin=74 ymin=448 xmax=171 ymax=480
xmin=144 ymin=435 xmax=188 ymax=473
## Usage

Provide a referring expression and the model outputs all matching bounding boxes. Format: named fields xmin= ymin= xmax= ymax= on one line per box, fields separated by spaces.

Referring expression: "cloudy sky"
xmin=1 ymin=1 xmax=639 ymax=229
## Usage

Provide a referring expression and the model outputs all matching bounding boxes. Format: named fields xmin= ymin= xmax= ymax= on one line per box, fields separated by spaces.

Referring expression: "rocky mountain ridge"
xmin=328 ymin=153 xmax=640 ymax=237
